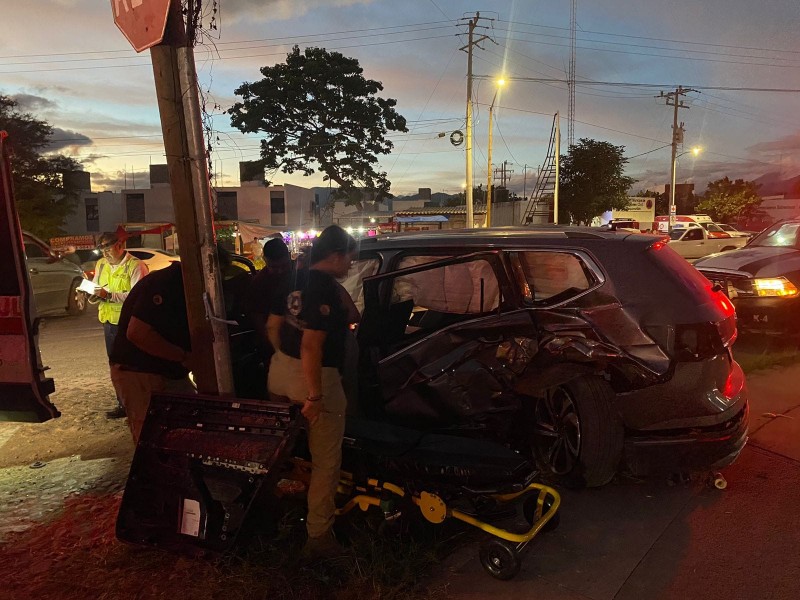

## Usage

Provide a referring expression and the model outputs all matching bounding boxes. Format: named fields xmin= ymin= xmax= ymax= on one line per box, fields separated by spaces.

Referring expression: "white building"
xmin=61 ymin=171 xmax=124 ymax=236
xmin=122 ymin=163 xmax=316 ymax=229
xmin=59 ymin=163 xmax=317 ymax=237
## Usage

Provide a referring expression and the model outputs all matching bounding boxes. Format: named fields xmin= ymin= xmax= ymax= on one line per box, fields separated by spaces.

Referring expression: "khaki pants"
xmin=110 ymin=364 xmax=196 ymax=445
xmin=268 ymin=350 xmax=347 ymax=539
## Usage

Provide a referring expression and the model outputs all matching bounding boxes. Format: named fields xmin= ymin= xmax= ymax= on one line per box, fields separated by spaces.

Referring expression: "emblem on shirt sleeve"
xmin=152 ymin=294 xmax=163 ymax=306
xmin=319 ymin=304 xmax=331 ymax=316
xmin=288 ymin=291 xmax=303 ymax=316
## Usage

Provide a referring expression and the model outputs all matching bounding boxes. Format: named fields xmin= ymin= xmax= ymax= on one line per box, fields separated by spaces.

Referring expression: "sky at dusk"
xmin=2 ymin=0 xmax=799 ymax=198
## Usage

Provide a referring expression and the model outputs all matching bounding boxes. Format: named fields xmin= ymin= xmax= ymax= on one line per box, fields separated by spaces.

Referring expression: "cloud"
xmin=10 ymin=93 xmax=58 ymax=112
xmin=222 ymin=0 xmax=373 ymax=22
xmin=46 ymin=128 xmax=93 ymax=152
xmin=90 ymin=166 xmax=153 ymax=191
xmin=79 ymin=154 xmax=109 ymax=166
xmin=747 ymin=133 xmax=800 ymax=155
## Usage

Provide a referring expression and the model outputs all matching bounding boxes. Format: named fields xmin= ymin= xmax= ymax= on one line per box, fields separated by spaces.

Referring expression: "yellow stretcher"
xmin=336 ymin=474 xmax=561 ymax=580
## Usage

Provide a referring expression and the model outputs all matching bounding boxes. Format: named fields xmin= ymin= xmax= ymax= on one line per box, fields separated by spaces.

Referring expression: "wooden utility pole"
xmin=660 ymin=86 xmax=696 ymax=233
xmin=460 ymin=12 xmax=492 ymax=229
xmin=149 ymin=2 xmax=234 ymax=394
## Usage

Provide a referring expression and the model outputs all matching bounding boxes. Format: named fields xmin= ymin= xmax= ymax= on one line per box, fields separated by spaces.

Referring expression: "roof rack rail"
xmin=563 ymin=231 xmax=605 ymax=239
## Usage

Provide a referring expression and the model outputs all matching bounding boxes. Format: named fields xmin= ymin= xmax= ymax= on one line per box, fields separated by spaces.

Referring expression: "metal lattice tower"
xmin=521 ymin=114 xmax=560 ymax=225
xmin=567 ymin=0 xmax=577 ymax=148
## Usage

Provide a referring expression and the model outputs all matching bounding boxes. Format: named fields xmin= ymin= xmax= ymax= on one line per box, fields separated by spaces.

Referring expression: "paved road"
xmin=437 ymin=364 xmax=800 ymax=599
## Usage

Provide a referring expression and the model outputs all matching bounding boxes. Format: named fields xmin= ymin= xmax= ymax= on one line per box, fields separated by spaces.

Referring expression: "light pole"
xmin=669 ymin=146 xmax=701 ymax=233
xmin=486 ymin=78 xmax=505 ymax=228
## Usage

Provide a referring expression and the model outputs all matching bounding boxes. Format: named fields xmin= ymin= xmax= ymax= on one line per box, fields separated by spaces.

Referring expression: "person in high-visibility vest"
xmin=91 ymin=231 xmax=149 ymax=418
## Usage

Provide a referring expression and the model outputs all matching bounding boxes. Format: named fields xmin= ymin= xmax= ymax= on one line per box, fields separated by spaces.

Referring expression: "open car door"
xmin=357 ymin=251 xmax=539 ymax=431
xmin=0 ymin=131 xmax=58 ymax=422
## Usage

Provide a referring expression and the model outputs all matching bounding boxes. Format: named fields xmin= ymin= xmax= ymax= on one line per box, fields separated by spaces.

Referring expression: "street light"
xmin=486 ymin=78 xmax=505 ymax=227
xmin=669 ymin=146 xmax=701 ymax=233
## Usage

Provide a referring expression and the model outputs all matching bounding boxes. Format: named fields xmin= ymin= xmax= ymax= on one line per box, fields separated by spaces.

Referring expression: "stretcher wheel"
xmin=523 ymin=494 xmax=560 ymax=532
xmin=479 ymin=539 xmax=522 ymax=580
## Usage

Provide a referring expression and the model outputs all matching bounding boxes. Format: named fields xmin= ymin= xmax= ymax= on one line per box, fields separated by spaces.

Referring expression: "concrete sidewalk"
xmin=435 ymin=364 xmax=800 ymax=600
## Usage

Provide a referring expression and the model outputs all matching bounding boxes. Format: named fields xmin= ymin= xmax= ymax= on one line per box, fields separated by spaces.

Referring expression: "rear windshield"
xmin=648 ymin=243 xmax=713 ymax=302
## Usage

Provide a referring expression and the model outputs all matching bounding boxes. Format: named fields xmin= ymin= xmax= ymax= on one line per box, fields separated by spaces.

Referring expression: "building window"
xmin=216 ymin=191 xmax=238 ymax=221
xmin=85 ymin=197 xmax=99 ymax=232
xmin=270 ymin=191 xmax=285 ymax=226
xmin=126 ymin=193 xmax=145 ymax=223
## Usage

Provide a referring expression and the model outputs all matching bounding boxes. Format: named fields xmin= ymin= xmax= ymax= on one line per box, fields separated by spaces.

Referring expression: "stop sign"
xmin=111 ymin=0 xmax=172 ymax=53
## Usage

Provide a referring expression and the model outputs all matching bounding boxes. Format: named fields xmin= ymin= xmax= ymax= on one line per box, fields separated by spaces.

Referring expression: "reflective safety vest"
xmin=95 ymin=255 xmax=142 ymax=325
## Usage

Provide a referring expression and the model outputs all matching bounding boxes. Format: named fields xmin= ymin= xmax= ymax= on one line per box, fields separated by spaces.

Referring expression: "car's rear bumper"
xmin=623 ymin=398 xmax=749 ymax=476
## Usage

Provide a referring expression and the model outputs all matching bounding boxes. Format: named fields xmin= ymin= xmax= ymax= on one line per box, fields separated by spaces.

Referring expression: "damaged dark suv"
xmin=341 ymin=228 xmax=748 ymax=487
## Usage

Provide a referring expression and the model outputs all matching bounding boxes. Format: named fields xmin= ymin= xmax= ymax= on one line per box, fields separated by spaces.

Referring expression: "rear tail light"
xmin=665 ymin=289 xmax=738 ymax=361
xmin=674 ymin=323 xmax=727 ymax=360
xmin=722 ymin=361 xmax=745 ymax=399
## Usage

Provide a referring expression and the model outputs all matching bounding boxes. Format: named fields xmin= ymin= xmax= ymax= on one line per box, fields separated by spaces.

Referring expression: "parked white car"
xmin=717 ymin=224 xmax=751 ymax=239
xmin=667 ymin=224 xmax=747 ymax=259
xmin=127 ymin=248 xmax=180 ymax=272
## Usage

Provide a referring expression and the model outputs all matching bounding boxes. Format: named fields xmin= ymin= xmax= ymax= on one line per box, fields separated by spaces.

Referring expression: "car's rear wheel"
xmin=531 ymin=375 xmax=623 ymax=488
xmin=67 ymin=279 xmax=87 ymax=316
xmin=720 ymin=246 xmax=736 ymax=252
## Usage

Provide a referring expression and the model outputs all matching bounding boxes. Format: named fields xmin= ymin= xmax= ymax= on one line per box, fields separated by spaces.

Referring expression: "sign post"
xmin=111 ymin=0 xmax=234 ymax=395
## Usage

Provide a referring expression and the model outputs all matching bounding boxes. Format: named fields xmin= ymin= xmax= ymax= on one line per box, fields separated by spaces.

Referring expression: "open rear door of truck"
xmin=0 ymin=131 xmax=59 ymax=422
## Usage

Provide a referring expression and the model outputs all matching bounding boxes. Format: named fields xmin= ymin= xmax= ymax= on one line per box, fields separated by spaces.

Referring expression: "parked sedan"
xmin=22 ymin=232 xmax=87 ymax=317
xmin=717 ymin=223 xmax=751 ymax=239
xmin=126 ymin=248 xmax=180 ymax=272
xmin=342 ymin=228 xmax=748 ymax=487
xmin=696 ymin=219 xmax=800 ymax=336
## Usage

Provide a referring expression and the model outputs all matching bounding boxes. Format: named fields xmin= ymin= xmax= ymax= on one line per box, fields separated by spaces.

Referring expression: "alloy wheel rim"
xmin=533 ymin=387 xmax=581 ymax=475
xmin=74 ymin=288 xmax=86 ymax=310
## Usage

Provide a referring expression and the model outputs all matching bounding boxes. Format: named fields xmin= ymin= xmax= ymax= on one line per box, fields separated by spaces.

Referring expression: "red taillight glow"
xmin=707 ymin=231 xmax=731 ymax=239
xmin=722 ymin=361 xmax=745 ymax=399
xmin=713 ymin=289 xmax=735 ymax=318
xmin=650 ymin=240 xmax=667 ymax=251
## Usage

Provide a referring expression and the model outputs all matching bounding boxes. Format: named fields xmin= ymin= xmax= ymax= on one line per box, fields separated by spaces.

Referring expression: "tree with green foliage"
xmin=228 ymin=46 xmax=407 ymax=210
xmin=558 ymin=139 xmax=635 ymax=224
xmin=695 ymin=177 xmax=761 ymax=223
xmin=0 ymin=95 xmax=83 ymax=239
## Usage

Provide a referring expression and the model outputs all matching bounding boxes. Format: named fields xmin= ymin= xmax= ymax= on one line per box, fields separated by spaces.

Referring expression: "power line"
xmin=0 ymin=20 xmax=455 ymax=60
xmin=490 ymin=24 xmax=800 ymax=64
xmin=0 ymin=33 xmax=457 ymax=74
xmin=497 ymin=18 xmax=800 ymax=56
xmin=473 ymin=76 xmax=800 ymax=93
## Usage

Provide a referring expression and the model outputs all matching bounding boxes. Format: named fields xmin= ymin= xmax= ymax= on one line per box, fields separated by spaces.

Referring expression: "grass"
xmin=736 ymin=349 xmax=800 ymax=374
xmin=0 ymin=492 xmax=455 ymax=600
xmin=734 ymin=335 xmax=800 ymax=374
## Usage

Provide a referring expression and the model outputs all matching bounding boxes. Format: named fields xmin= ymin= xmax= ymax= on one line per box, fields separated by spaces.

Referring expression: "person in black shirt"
xmin=109 ymin=262 xmax=195 ymax=443
xmin=243 ymin=238 xmax=292 ymax=361
xmin=267 ymin=225 xmax=357 ymax=559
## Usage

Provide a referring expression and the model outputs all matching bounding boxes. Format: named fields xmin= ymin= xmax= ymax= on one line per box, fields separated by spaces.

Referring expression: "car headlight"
xmin=752 ymin=277 xmax=799 ymax=297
